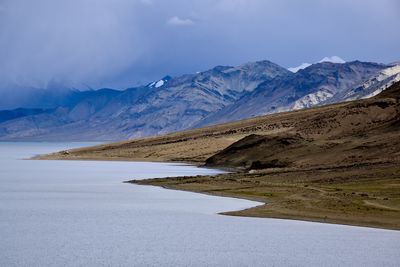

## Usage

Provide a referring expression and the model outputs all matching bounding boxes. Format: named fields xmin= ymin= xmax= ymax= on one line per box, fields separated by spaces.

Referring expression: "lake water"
xmin=0 ymin=142 xmax=399 ymax=266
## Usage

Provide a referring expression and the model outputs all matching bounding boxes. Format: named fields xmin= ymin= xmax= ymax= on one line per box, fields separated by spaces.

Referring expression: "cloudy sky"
xmin=0 ymin=0 xmax=399 ymax=89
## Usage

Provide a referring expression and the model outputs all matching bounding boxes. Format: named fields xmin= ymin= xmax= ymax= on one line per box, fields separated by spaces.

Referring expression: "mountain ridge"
xmin=0 ymin=59 xmax=398 ymax=141
xmin=196 ymin=61 xmax=388 ymax=127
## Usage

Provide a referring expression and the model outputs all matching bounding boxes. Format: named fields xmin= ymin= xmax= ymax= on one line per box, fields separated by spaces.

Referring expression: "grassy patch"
xmin=130 ymin=166 xmax=400 ymax=230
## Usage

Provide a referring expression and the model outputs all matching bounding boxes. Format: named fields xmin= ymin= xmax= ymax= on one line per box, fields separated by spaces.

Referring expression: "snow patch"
xmin=292 ymin=89 xmax=334 ymax=110
xmin=288 ymin=63 xmax=312 ymax=73
xmin=148 ymin=76 xmax=170 ymax=88
xmin=288 ymin=56 xmax=345 ymax=73
xmin=380 ymin=64 xmax=400 ymax=78
xmin=319 ymin=56 xmax=346 ymax=64
xmin=362 ymin=73 xmax=400 ymax=99
xmin=343 ymin=64 xmax=400 ymax=101
xmin=155 ymin=80 xmax=165 ymax=88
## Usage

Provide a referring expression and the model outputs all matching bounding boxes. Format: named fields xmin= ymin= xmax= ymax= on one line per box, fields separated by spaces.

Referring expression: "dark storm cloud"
xmin=0 ymin=0 xmax=399 ymax=89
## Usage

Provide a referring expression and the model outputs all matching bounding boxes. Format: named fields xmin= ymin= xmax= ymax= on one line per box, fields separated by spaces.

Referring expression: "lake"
xmin=0 ymin=142 xmax=399 ymax=266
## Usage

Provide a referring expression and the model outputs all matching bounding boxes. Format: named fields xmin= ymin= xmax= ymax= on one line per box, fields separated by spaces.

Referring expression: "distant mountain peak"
xmin=318 ymin=56 xmax=346 ymax=64
xmin=288 ymin=56 xmax=346 ymax=73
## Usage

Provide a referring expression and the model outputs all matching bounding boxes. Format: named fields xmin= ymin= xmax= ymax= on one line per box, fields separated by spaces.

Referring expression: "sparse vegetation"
xmin=130 ymin=165 xmax=400 ymax=230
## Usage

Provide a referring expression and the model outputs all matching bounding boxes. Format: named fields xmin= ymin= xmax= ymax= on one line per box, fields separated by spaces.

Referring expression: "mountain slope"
xmin=197 ymin=61 xmax=386 ymax=127
xmin=0 ymin=60 xmax=290 ymax=141
xmin=104 ymin=60 xmax=291 ymax=138
xmin=325 ymin=64 xmax=400 ymax=103
xmin=0 ymin=108 xmax=52 ymax=124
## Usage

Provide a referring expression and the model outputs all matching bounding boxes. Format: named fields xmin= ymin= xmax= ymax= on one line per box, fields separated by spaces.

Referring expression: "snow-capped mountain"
xmin=197 ymin=61 xmax=386 ymax=127
xmin=349 ymin=64 xmax=400 ymax=99
xmin=326 ymin=64 xmax=400 ymax=103
xmin=288 ymin=62 xmax=400 ymax=111
xmin=288 ymin=56 xmax=345 ymax=73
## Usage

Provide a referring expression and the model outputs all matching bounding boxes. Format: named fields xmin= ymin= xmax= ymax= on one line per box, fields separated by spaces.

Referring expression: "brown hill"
xmin=205 ymin=90 xmax=400 ymax=170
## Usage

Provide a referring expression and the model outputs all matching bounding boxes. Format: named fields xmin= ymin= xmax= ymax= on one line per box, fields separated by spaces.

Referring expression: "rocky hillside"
xmin=325 ymin=64 xmax=400 ymax=103
xmin=197 ymin=61 xmax=389 ymax=126
xmin=0 ymin=60 xmax=290 ymax=141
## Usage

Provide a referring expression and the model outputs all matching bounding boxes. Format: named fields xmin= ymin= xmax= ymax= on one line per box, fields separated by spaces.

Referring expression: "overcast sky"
xmin=0 ymin=0 xmax=399 ymax=89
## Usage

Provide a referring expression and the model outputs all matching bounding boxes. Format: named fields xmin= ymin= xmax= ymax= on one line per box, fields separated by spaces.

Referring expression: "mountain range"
xmin=0 ymin=57 xmax=399 ymax=141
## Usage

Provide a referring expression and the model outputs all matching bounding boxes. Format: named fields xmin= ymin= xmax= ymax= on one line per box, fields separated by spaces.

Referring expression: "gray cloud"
xmin=0 ymin=0 xmax=399 ymax=90
xmin=0 ymin=0 xmax=148 ymax=88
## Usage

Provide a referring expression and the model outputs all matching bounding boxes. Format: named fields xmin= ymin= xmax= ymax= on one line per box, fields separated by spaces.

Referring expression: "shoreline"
xmin=126 ymin=164 xmax=400 ymax=231
xmin=34 ymin=150 xmax=400 ymax=231
xmin=127 ymin=177 xmax=400 ymax=231
xmin=33 ymin=154 xmax=240 ymax=173
xmin=129 ymin=179 xmax=400 ymax=231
